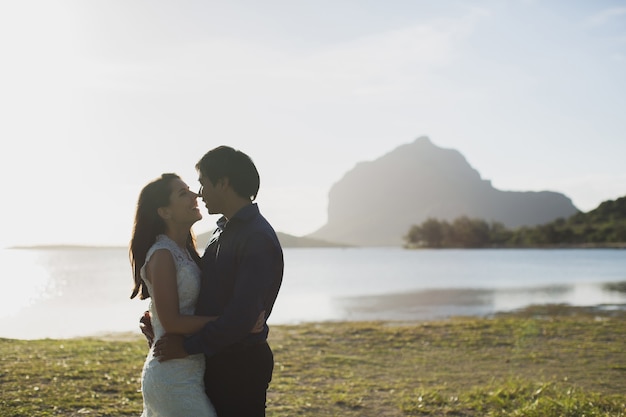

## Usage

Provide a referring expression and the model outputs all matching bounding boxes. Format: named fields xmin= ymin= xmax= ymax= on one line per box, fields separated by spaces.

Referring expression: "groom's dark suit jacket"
xmin=183 ymin=203 xmax=283 ymax=356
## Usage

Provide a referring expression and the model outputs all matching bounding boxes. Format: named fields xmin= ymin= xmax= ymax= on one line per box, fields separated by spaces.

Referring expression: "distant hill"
xmin=569 ymin=195 xmax=626 ymax=225
xmin=274 ymin=232 xmax=349 ymax=248
xmin=541 ymin=194 xmax=626 ymax=246
xmin=307 ymin=137 xmax=580 ymax=246
xmin=10 ymin=229 xmax=346 ymax=251
xmin=195 ymin=230 xmax=346 ymax=249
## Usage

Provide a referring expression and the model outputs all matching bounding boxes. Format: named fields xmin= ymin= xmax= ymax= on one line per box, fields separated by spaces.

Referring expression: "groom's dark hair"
xmin=196 ymin=146 xmax=260 ymax=201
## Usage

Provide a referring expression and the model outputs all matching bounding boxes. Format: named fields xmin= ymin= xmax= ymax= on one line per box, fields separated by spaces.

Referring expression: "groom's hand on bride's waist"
xmin=154 ymin=334 xmax=188 ymax=362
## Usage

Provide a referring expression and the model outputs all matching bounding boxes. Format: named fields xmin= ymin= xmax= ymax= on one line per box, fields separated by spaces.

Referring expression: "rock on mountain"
xmin=307 ymin=136 xmax=580 ymax=246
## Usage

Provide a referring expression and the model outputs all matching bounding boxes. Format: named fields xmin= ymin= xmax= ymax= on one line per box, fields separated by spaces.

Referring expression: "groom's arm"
xmin=154 ymin=309 xmax=266 ymax=361
xmin=183 ymin=232 xmax=282 ymax=357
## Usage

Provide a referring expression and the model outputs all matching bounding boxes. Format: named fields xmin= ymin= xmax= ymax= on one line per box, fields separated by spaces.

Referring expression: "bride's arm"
xmin=146 ymin=249 xmax=216 ymax=335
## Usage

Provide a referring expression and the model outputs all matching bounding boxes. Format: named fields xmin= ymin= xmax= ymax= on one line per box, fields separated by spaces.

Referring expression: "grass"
xmin=1 ymin=304 xmax=625 ymax=416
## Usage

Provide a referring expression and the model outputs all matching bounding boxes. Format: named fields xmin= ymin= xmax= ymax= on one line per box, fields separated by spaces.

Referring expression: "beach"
xmin=2 ymin=304 xmax=625 ymax=417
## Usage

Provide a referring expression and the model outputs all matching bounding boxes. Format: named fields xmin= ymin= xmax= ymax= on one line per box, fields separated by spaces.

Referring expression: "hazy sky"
xmin=1 ymin=0 xmax=625 ymax=248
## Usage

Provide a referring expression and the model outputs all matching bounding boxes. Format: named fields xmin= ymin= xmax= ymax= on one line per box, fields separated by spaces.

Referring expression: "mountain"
xmin=195 ymin=230 xmax=347 ymax=249
xmin=307 ymin=136 xmax=580 ymax=246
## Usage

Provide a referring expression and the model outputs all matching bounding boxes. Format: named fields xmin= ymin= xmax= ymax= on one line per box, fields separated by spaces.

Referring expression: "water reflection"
xmin=334 ymin=282 xmax=626 ymax=322
xmin=0 ymin=250 xmax=55 ymax=318
xmin=0 ymin=248 xmax=150 ymax=339
xmin=1 ymin=247 xmax=625 ymax=339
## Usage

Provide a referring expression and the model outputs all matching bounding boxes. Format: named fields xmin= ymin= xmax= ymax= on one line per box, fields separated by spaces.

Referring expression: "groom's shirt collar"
xmin=206 ymin=204 xmax=259 ymax=249
xmin=216 ymin=203 xmax=258 ymax=231
xmin=215 ymin=216 xmax=228 ymax=231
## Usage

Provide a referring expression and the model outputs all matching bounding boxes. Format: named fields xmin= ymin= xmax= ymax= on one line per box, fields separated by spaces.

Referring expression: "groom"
xmin=151 ymin=145 xmax=284 ymax=417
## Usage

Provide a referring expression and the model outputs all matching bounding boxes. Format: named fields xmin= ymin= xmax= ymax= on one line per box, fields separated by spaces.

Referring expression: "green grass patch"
xmin=1 ymin=304 xmax=625 ymax=416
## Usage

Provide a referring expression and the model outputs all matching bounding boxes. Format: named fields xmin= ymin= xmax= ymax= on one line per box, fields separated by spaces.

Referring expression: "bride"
xmin=129 ymin=173 xmax=217 ymax=417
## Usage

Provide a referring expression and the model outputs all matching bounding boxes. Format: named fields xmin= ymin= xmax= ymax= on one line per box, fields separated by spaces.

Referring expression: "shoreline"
xmin=405 ymin=242 xmax=626 ymax=249
xmin=84 ymin=302 xmax=626 ymax=342
xmin=4 ymin=302 xmax=625 ymax=343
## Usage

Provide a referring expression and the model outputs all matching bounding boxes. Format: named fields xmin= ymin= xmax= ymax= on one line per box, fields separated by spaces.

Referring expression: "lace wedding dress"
xmin=139 ymin=235 xmax=216 ymax=417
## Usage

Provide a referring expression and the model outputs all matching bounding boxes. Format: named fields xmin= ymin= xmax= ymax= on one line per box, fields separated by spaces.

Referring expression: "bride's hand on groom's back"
xmin=139 ymin=311 xmax=155 ymax=347
xmin=251 ymin=310 xmax=266 ymax=334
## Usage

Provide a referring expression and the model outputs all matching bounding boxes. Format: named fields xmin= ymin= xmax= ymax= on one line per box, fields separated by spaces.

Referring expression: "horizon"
xmin=1 ymin=1 xmax=625 ymax=248
xmin=4 ymin=177 xmax=624 ymax=250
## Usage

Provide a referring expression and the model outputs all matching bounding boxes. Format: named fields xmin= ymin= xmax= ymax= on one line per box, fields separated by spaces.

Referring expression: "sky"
xmin=1 ymin=0 xmax=625 ymax=248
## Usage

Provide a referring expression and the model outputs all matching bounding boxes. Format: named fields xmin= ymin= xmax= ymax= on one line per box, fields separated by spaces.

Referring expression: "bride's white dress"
xmin=139 ymin=235 xmax=216 ymax=417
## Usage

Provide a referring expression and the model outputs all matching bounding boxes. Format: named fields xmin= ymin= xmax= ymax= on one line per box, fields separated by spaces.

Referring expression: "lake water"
xmin=1 ymin=247 xmax=625 ymax=340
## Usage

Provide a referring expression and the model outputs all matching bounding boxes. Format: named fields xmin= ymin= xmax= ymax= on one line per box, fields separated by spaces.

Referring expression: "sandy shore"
xmin=83 ymin=299 xmax=626 ymax=344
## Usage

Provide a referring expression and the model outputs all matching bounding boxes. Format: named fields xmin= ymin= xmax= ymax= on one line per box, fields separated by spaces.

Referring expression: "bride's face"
xmin=161 ymin=178 xmax=202 ymax=225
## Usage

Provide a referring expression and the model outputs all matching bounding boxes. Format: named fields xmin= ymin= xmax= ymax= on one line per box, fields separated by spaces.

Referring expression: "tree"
xmin=404 ymin=193 xmax=626 ymax=248
xmin=421 ymin=218 xmax=445 ymax=247
xmin=449 ymin=217 xmax=490 ymax=248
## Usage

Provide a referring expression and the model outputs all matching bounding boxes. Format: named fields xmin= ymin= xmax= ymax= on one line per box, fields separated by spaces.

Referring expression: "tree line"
xmin=404 ymin=196 xmax=626 ymax=248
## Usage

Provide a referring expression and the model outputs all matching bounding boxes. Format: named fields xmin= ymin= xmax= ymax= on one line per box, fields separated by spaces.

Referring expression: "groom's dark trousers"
xmin=204 ymin=341 xmax=274 ymax=417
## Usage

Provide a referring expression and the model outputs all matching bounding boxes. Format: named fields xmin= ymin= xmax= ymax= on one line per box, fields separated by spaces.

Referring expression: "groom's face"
xmin=198 ymin=172 xmax=221 ymax=215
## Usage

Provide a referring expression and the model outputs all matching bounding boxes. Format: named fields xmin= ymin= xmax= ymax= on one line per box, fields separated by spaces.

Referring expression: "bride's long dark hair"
xmin=129 ymin=173 xmax=201 ymax=300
